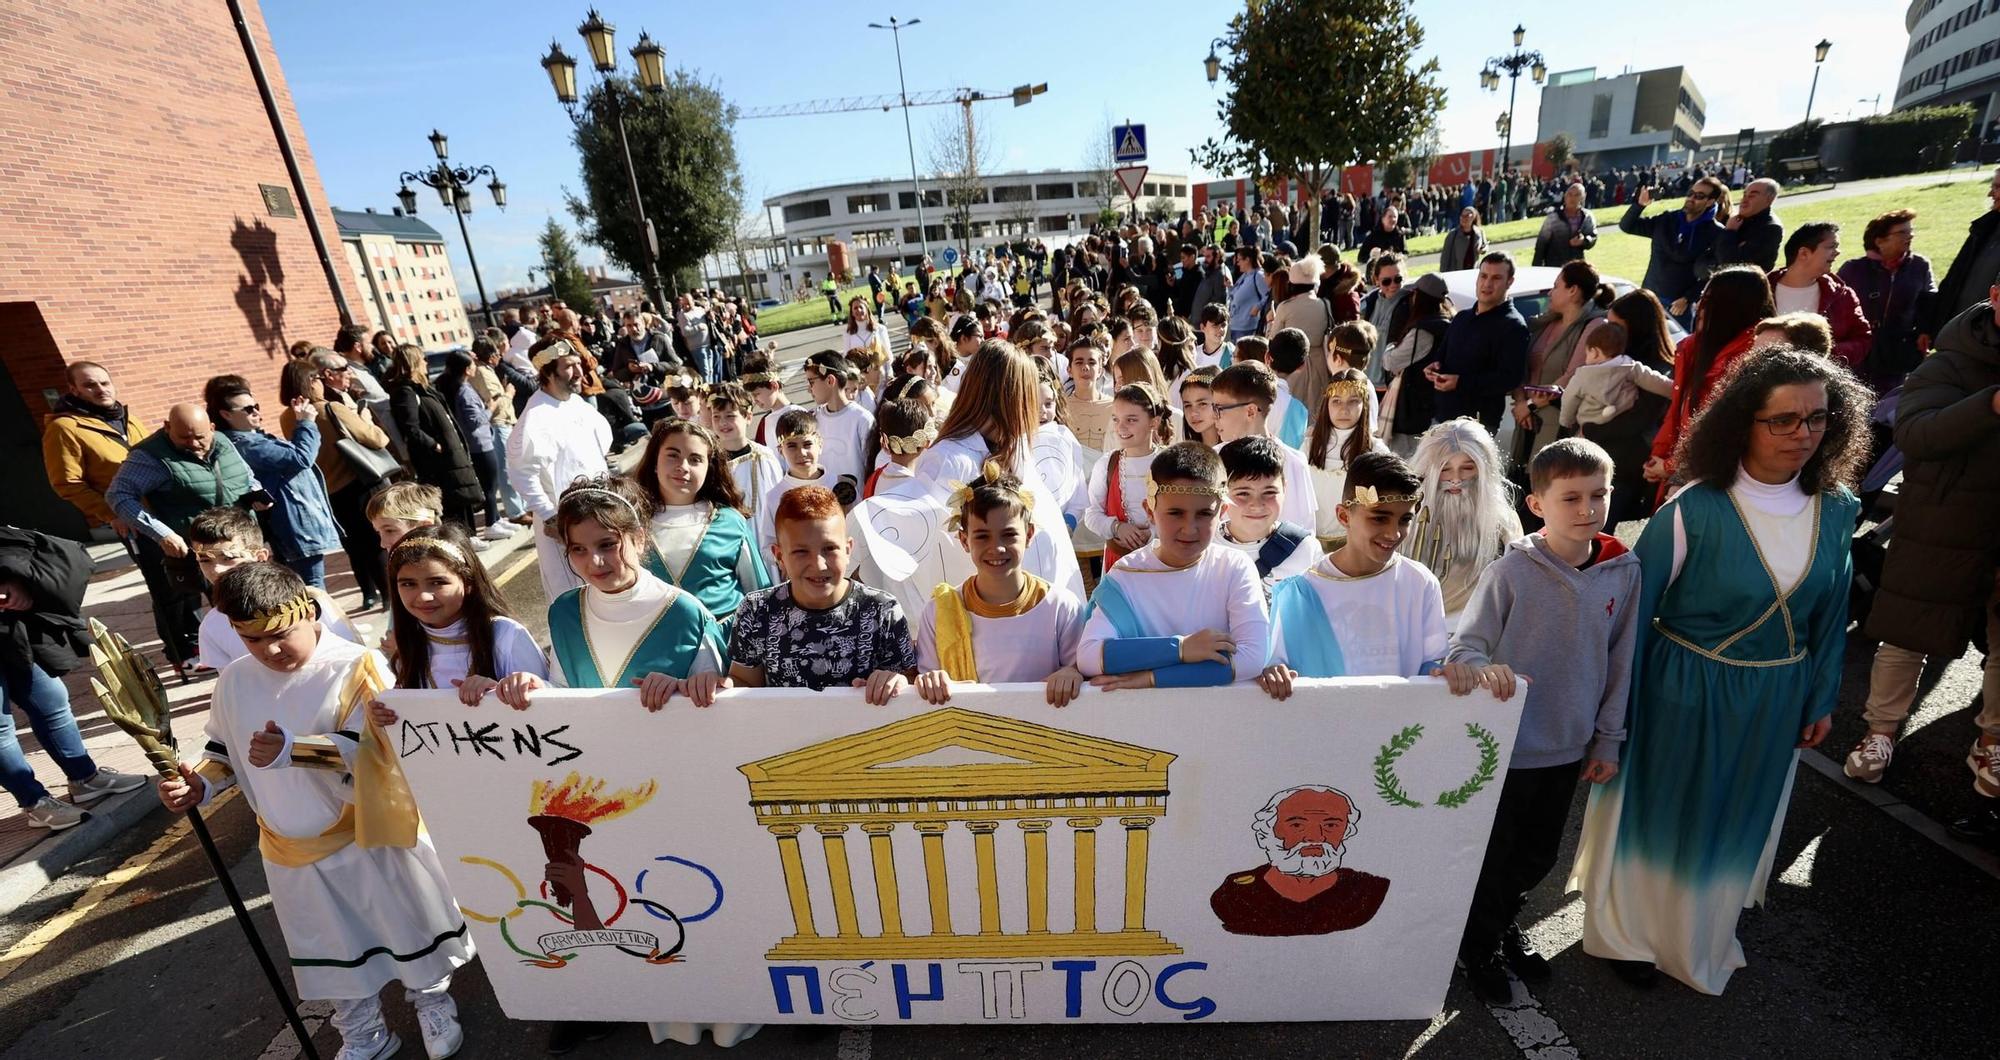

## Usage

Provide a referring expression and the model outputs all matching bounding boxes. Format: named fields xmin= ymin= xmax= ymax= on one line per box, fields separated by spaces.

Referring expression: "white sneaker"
xmin=335 ymin=1028 xmax=400 ymax=1060
xmin=478 ymin=522 xmax=516 ymax=540
xmin=68 ymin=767 xmax=148 ymax=805
xmin=1844 ymin=733 xmax=1895 ymax=783
xmin=415 ymin=1002 xmax=463 ymax=1059
xmin=24 ymin=796 xmax=88 ymax=831
xmin=470 ymin=537 xmax=492 ymax=553
xmin=1970 ymin=737 xmax=2000 ymax=797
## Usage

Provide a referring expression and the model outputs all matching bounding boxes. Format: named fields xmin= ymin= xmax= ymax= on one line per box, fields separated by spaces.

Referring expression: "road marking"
xmin=1796 ymin=749 xmax=2000 ymax=881
xmin=835 ymin=1027 xmax=872 ymax=1060
xmin=1400 ymin=1009 xmax=1456 ymax=1057
xmin=0 ymin=787 xmax=239 ymax=984
xmin=255 ymin=1000 xmax=334 ymax=1060
xmin=494 ymin=546 xmax=540 ymax=589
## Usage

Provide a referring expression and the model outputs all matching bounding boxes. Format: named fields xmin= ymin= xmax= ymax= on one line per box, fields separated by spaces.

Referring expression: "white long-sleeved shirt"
xmin=813 ymin=402 xmax=876 ymax=491
xmin=505 ymin=388 xmax=610 ymax=521
xmin=1083 ymin=448 xmax=1157 ymax=538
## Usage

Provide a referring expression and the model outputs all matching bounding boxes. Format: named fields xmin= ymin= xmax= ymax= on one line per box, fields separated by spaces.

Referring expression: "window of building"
xmin=1076 ymin=180 xmax=1101 ymax=199
xmin=851 ymin=228 xmax=896 ymax=248
xmin=1038 ymin=215 xmax=1071 ymax=233
xmin=923 ymin=224 xmax=947 ymax=242
xmin=901 ymin=226 xmax=921 ymax=244
xmin=847 ymin=193 xmax=891 ymax=213
xmin=1589 ymin=93 xmax=1613 ymax=139
xmin=1172 ymin=184 xmax=1186 ymax=196
xmin=991 ymin=184 xmax=1033 ymax=204
xmin=1034 ymin=182 xmax=1075 ymax=200
xmin=896 ymin=189 xmax=944 ymax=210
xmin=782 ymin=199 xmax=832 ymax=223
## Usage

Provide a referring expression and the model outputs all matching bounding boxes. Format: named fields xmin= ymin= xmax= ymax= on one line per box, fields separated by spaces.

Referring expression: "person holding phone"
xmin=206 ymin=373 xmax=342 ymax=590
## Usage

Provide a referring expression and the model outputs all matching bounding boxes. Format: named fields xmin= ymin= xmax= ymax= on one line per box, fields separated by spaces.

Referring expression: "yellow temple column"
xmin=968 ymin=821 xmax=1002 ymax=934
xmin=1068 ymin=817 xmax=1102 ymax=934
xmin=914 ymin=822 xmax=952 ymax=935
xmin=861 ymin=822 xmax=904 ymax=937
xmin=767 ymin=824 xmax=816 ymax=938
xmin=815 ymin=824 xmax=861 ymax=937
xmin=1019 ymin=819 xmax=1052 ymax=934
xmin=1119 ymin=816 xmax=1155 ymax=931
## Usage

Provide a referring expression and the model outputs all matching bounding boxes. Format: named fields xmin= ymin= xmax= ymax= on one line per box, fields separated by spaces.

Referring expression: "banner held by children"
xmin=383 ymin=681 xmax=1521 ymax=1024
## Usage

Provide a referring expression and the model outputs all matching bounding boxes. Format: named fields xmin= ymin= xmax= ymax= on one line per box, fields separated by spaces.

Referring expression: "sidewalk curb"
xmin=0 ymin=787 xmax=162 ymax=918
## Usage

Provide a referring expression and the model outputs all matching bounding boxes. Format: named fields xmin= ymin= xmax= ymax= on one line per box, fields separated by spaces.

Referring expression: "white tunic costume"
xmin=914 ymin=434 xmax=1086 ymax=600
xmin=1077 ymin=543 xmax=1269 ymax=683
xmin=199 ymin=631 xmax=473 ymax=1000
xmin=728 ymin=443 xmax=786 ymax=540
xmin=1306 ymin=427 xmax=1393 ymax=538
xmin=812 ymin=401 xmax=876 ymax=491
xmin=915 ymin=582 xmax=1086 ymax=682
xmin=1269 ymin=554 xmax=1449 ymax=678
xmin=416 ymin=615 xmax=547 ymax=688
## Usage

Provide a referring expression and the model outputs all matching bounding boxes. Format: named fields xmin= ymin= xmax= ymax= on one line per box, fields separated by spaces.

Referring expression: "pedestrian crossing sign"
xmin=1113 ymin=123 xmax=1147 ymax=163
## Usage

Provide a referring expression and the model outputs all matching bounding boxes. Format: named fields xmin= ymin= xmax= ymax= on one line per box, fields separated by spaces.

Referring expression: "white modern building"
xmin=334 ymin=207 xmax=475 ymax=350
xmin=762 ymin=168 xmax=1191 ymax=291
xmin=1535 ymin=66 xmax=1707 ymax=170
xmin=1897 ymin=0 xmax=2000 ymax=126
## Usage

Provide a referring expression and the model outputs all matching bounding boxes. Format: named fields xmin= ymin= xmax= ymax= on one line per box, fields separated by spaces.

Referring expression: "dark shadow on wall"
xmin=0 ymin=302 xmax=90 ymax=538
xmin=232 ymin=217 xmax=288 ymax=356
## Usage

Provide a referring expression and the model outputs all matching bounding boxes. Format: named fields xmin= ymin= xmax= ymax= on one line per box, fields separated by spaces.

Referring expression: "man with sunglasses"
xmin=1620 ymin=176 xmax=1727 ymax=329
xmin=1360 ymin=254 xmax=1409 ymax=389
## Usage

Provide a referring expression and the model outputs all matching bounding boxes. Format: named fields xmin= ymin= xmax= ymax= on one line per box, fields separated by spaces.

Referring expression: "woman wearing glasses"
xmin=1573 ymin=346 xmax=1869 ymax=995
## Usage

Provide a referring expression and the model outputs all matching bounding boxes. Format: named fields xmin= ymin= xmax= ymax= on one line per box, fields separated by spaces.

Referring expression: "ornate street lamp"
xmin=395 ymin=131 xmax=505 ymax=326
xmin=1480 ymin=25 xmax=1547 ymax=177
xmin=539 ymin=9 xmax=670 ymax=308
xmin=1204 ymin=36 xmax=1226 ymax=84
xmin=1805 ymin=39 xmax=1833 ymax=124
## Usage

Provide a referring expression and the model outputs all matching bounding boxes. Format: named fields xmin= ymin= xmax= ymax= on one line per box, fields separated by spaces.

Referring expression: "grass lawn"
xmin=754 ymin=282 xmax=875 ymax=336
xmin=1400 ymin=178 xmax=1983 ymax=285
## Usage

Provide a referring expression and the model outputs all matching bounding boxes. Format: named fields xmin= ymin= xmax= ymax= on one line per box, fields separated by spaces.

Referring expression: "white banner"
xmin=382 ymin=681 xmax=1521 ymax=1024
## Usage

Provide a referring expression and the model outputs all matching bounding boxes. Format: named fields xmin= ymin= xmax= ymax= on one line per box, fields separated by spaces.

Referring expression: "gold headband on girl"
xmin=395 ymin=538 xmax=468 ymax=566
xmin=229 ymin=589 xmax=317 ymax=634
xmin=566 ymin=487 xmax=642 ymax=519
xmin=1324 ymin=378 xmax=1370 ymax=402
xmin=884 ymin=425 xmax=938 ymax=456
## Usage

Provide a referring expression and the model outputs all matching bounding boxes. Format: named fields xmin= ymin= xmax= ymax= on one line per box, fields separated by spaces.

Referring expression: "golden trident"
xmin=1407 ymin=504 xmax=1450 ymax=583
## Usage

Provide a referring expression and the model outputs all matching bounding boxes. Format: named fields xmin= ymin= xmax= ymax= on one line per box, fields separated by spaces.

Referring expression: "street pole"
xmin=885 ymin=20 xmax=928 ymax=261
xmin=448 ymin=186 xmax=495 ymax=327
xmin=607 ymin=90 xmax=670 ymax=307
xmin=1503 ymin=72 xmax=1519 ymax=176
xmin=1805 ymin=64 xmax=1823 ymax=125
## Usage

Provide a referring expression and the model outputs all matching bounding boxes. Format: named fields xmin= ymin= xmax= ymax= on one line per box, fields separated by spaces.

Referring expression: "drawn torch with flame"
xmin=528 ymin=772 xmax=657 ymax=931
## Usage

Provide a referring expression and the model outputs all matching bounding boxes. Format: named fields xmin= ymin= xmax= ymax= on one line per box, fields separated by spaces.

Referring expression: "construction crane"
xmin=739 ymin=83 xmax=1048 ymax=120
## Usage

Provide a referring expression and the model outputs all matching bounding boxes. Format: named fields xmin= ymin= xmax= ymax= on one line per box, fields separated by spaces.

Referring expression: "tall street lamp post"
xmin=396 ymin=130 xmax=506 ymax=328
xmin=1480 ymin=24 xmax=1547 ymax=179
xmin=1804 ymin=39 xmax=1833 ymax=125
xmin=868 ymin=16 xmax=928 ymax=263
xmin=541 ymin=8 xmax=671 ymax=311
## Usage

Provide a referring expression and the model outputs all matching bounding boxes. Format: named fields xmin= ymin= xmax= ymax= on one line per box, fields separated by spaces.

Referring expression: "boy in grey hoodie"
xmin=1446 ymin=438 xmax=1642 ymax=1004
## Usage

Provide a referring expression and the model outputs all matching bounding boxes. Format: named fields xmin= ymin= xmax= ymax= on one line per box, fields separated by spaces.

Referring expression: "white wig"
xmin=1400 ymin=417 xmax=1520 ymax=583
xmin=1251 ymin=784 xmax=1361 ymax=848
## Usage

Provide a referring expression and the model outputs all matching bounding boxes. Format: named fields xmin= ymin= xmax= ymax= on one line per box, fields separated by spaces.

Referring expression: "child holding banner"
xmin=491 ymin=476 xmax=726 ymax=712
xmin=380 ymin=524 xmax=545 ymax=697
xmin=1259 ymin=452 xmax=1450 ymax=693
xmin=1446 ymin=438 xmax=1638 ymax=1005
xmin=913 ymin=462 xmax=1086 ymax=707
xmin=1084 ymin=382 xmax=1171 ymax=570
xmin=158 ymin=562 xmax=471 ymax=1060
xmin=635 ymin=420 xmax=770 ymax=637
xmin=1078 ymin=442 xmax=1269 ymax=689
xmin=719 ymin=486 xmax=917 ymax=705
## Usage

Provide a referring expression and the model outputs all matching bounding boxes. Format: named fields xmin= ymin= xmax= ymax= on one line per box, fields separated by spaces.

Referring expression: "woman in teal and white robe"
xmin=642 ymin=500 xmax=769 ymax=641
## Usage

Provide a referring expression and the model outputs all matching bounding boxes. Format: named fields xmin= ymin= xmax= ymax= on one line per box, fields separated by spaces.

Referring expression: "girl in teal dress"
xmin=1572 ymin=348 xmax=1874 ymax=995
xmin=634 ymin=420 xmax=770 ymax=639
xmin=490 ymin=474 xmax=727 ymax=713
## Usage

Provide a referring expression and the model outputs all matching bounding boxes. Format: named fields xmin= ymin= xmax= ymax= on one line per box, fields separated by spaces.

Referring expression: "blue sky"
xmin=267 ymin=1 xmax=1910 ymax=298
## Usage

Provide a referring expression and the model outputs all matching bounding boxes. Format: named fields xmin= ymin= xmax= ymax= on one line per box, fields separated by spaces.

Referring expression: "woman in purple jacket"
xmin=1835 ymin=208 xmax=1935 ymax=393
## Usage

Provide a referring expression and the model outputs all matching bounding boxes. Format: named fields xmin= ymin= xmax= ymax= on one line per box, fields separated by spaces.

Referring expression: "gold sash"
xmin=257 ymin=653 xmax=419 ymax=867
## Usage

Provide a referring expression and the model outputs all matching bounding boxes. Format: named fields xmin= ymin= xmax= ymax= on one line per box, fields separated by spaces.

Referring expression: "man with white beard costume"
xmin=1399 ymin=418 xmax=1521 ymax=628
xmin=1210 ymin=785 xmax=1390 ymax=936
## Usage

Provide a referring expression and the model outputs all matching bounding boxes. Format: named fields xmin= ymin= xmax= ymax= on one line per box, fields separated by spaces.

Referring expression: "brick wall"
xmin=0 ymin=0 xmax=362 ymax=424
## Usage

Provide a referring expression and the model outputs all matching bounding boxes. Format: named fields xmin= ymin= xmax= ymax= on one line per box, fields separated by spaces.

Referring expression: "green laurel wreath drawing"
xmin=1373 ymin=722 xmax=1500 ymax=809
xmin=1372 ymin=724 xmax=1425 ymax=808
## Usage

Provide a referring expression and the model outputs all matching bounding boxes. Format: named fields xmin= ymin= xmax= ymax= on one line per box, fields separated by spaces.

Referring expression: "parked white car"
xmin=1432 ymin=265 xmax=1688 ymax=343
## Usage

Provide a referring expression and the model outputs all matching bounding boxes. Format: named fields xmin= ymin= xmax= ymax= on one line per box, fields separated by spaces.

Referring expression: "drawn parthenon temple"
xmin=738 ymin=708 xmax=1183 ymax=960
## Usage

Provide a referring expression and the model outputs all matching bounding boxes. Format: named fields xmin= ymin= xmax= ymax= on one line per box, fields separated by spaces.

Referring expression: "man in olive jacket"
xmin=1855 ymin=292 xmax=2000 ymax=843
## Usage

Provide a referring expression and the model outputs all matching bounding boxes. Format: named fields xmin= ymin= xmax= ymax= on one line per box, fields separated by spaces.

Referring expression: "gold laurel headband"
xmin=944 ymin=478 xmax=1035 ymax=532
xmin=398 ymin=537 xmax=468 ymax=566
xmin=1324 ymin=379 xmax=1370 ymax=402
xmin=1342 ymin=485 xmax=1422 ymax=509
xmin=567 ymin=487 xmax=642 ymax=519
xmin=1146 ymin=480 xmax=1226 ymax=503
xmin=884 ymin=425 xmax=939 ymax=456
xmin=229 ymin=589 xmax=316 ymax=634
xmin=738 ymin=372 xmax=780 ymax=386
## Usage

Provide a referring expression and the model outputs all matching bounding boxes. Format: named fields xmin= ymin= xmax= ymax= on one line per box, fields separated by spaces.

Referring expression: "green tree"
xmin=1544 ymin=132 xmax=1575 ymax=174
xmin=1194 ymin=0 xmax=1445 ymax=248
xmin=564 ymin=72 xmax=744 ymax=303
xmin=537 ymin=218 xmax=599 ymax=317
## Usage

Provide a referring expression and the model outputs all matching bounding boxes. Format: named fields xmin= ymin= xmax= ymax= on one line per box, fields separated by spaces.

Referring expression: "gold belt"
xmin=1653 ymin=619 xmax=1806 ymax=669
